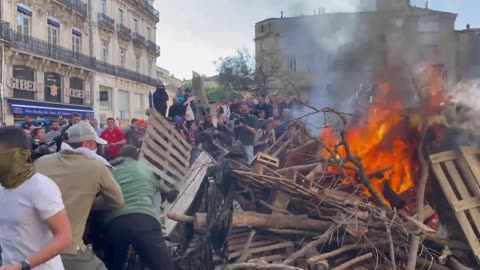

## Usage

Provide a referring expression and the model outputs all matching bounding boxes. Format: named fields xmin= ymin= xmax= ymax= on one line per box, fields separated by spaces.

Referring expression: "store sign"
xmin=7 ymin=77 xmax=87 ymax=99
xmin=8 ymin=78 xmax=37 ymax=92
xmin=69 ymin=88 xmax=85 ymax=98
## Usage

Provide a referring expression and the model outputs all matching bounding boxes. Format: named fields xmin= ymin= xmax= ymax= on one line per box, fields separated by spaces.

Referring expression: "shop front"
xmin=4 ymin=65 xmax=93 ymax=125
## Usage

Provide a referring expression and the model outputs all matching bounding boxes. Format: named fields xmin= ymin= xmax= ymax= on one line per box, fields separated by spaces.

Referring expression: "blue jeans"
xmin=243 ymin=145 xmax=254 ymax=163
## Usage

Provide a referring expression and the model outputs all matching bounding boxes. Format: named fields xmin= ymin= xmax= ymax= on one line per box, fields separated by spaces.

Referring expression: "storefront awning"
xmin=8 ymin=99 xmax=94 ymax=119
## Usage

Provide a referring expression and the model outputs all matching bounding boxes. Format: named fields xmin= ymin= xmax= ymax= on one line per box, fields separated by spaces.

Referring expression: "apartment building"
xmin=254 ymin=0 xmax=458 ymax=99
xmin=0 ymin=0 xmax=160 ymax=125
xmin=93 ymin=0 xmax=160 ymax=125
xmin=156 ymin=66 xmax=182 ymax=107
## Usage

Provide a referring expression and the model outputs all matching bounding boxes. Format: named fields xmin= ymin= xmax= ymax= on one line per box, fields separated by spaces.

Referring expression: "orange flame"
xmin=321 ymin=67 xmax=446 ymax=204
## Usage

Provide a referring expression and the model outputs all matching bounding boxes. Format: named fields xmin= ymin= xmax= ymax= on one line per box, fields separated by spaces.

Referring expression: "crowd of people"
xmin=0 ymin=81 xmax=303 ymax=270
xmin=152 ymin=83 xmax=302 ymax=161
xmin=0 ymin=112 xmax=173 ymax=270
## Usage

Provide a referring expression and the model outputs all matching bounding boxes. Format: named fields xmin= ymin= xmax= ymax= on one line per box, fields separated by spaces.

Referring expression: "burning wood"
xmin=153 ymin=79 xmax=480 ymax=268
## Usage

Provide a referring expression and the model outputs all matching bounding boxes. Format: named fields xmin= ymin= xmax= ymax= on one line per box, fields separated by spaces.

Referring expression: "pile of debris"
xmin=142 ymin=110 xmax=479 ymax=269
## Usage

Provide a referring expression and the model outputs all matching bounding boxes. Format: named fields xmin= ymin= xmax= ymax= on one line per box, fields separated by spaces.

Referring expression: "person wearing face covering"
xmin=34 ymin=122 xmax=124 ymax=270
xmin=0 ymin=126 xmax=72 ymax=270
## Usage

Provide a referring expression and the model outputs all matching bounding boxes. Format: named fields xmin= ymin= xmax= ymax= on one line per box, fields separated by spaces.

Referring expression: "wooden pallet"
xmin=140 ymin=110 xmax=192 ymax=189
xmin=429 ymin=146 xmax=480 ymax=263
xmin=213 ymin=228 xmax=294 ymax=268
xmin=165 ymin=151 xmax=215 ymax=240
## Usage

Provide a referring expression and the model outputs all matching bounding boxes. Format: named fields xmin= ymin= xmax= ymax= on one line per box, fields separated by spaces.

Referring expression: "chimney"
xmin=281 ymin=11 xmax=284 ymax=18
xmin=467 ymin=24 xmax=471 ymax=30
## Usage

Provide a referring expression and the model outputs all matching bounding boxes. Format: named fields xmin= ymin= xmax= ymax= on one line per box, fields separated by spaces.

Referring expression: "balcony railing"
xmin=116 ymin=24 xmax=131 ymax=40
xmin=135 ymin=0 xmax=160 ymax=22
xmin=10 ymin=30 xmax=95 ymax=69
xmin=146 ymin=40 xmax=160 ymax=56
xmin=98 ymin=13 xmax=115 ymax=33
xmin=133 ymin=33 xmax=145 ymax=47
xmin=55 ymin=0 xmax=88 ymax=17
xmin=95 ymin=60 xmax=117 ymax=77
xmin=3 ymin=21 xmax=158 ymax=87
xmin=0 ymin=21 xmax=10 ymax=42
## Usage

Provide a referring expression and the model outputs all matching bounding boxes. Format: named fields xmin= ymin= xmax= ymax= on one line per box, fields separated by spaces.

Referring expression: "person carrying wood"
xmin=100 ymin=145 xmax=175 ymax=270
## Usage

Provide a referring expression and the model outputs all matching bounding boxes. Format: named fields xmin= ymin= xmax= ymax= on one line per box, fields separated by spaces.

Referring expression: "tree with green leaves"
xmin=216 ymin=48 xmax=313 ymax=98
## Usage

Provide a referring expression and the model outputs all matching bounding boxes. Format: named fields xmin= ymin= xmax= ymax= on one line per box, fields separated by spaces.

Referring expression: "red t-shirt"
xmin=100 ymin=128 xmax=125 ymax=158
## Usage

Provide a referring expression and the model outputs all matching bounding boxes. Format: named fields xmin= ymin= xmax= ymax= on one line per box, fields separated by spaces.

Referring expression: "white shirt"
xmin=0 ymin=173 xmax=65 ymax=270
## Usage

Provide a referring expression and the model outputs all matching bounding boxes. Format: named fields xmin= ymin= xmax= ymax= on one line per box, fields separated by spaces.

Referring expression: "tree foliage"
xmin=205 ymin=86 xmax=242 ymax=101
xmin=216 ymin=48 xmax=312 ymax=97
xmin=216 ymin=48 xmax=256 ymax=96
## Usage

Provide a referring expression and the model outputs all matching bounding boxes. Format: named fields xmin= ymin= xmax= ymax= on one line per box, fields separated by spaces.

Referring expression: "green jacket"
xmin=101 ymin=157 xmax=159 ymax=225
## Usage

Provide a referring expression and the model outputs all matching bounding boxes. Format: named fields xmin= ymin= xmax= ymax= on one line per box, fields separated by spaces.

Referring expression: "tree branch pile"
xmin=167 ymin=107 xmax=473 ymax=269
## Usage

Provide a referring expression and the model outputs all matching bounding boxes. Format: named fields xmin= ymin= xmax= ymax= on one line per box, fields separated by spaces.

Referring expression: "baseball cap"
xmin=66 ymin=122 xmax=107 ymax=145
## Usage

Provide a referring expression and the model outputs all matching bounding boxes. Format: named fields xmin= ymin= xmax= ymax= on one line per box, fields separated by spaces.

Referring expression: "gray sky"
xmin=154 ymin=0 xmax=480 ymax=80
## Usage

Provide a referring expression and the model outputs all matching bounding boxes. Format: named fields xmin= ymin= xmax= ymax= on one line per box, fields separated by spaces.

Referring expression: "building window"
xmin=418 ymin=19 xmax=440 ymax=33
xmin=120 ymin=48 xmax=126 ymax=67
xmin=134 ymin=18 xmax=139 ymax=33
xmin=135 ymin=54 xmax=140 ymax=72
xmin=99 ymin=86 xmax=112 ymax=111
xmin=12 ymin=66 xmax=35 ymax=100
xmin=260 ymin=25 xmax=264 ymax=33
xmin=134 ymin=93 xmax=143 ymax=118
xmin=17 ymin=9 xmax=31 ymax=36
xmin=70 ymin=77 xmax=84 ymax=105
xmin=101 ymin=40 xmax=108 ymax=62
xmin=118 ymin=9 xmax=124 ymax=24
xmin=288 ymin=56 xmax=296 ymax=72
xmin=118 ymin=90 xmax=130 ymax=120
xmin=147 ymin=26 xmax=151 ymax=41
xmin=148 ymin=63 xmax=152 ymax=76
xmin=72 ymin=33 xmax=81 ymax=53
xmin=47 ymin=25 xmax=58 ymax=45
xmin=44 ymin=72 xmax=62 ymax=103
xmin=100 ymin=0 xmax=106 ymax=14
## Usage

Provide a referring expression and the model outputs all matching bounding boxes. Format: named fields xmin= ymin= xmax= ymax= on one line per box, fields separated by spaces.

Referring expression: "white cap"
xmin=66 ymin=122 xmax=107 ymax=145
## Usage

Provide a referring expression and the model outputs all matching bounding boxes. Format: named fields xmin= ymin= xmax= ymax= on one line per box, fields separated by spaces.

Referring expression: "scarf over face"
xmin=0 ymin=148 xmax=36 ymax=189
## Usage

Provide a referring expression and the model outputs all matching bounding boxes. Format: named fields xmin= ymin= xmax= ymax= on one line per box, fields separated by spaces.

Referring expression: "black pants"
xmin=104 ymin=214 xmax=174 ymax=270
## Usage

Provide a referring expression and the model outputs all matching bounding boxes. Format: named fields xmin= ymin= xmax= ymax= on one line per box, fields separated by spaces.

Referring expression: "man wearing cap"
xmin=35 ymin=122 xmax=124 ymax=270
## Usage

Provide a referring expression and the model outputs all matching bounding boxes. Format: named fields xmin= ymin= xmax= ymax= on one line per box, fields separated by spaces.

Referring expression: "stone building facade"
xmin=0 ymin=0 xmax=160 ymax=126
xmin=254 ymin=0 xmax=458 ymax=100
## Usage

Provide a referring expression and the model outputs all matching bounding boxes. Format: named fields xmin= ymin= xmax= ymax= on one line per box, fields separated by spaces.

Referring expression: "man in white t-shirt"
xmin=0 ymin=126 xmax=72 ymax=270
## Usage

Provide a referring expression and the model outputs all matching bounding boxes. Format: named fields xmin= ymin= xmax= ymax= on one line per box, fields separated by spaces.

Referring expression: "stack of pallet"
xmin=143 ymin=111 xmax=479 ymax=269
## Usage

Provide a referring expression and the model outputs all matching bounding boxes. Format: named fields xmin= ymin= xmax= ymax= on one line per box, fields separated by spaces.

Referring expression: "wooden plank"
xmin=431 ymin=163 xmax=480 ymax=262
xmin=147 ymin=122 xmax=190 ymax=164
xmin=143 ymin=138 xmax=187 ymax=176
xmin=460 ymin=146 xmax=480 ymax=189
xmin=429 ymin=150 xmax=458 ymax=164
xmin=228 ymin=241 xmax=294 ymax=259
xmin=150 ymin=111 xmax=191 ymax=153
xmin=457 ymin=158 xmax=480 ymax=199
xmin=165 ymin=152 xmax=214 ymax=239
xmin=453 ymin=196 xmax=480 ymax=212
xmin=444 ymin=161 xmax=480 ymax=232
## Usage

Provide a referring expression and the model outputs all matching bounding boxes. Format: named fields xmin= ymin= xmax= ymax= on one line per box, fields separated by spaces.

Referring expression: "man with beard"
xmin=35 ymin=122 xmax=124 ymax=270
xmin=0 ymin=126 xmax=72 ymax=270
xmin=45 ymin=120 xmax=62 ymax=142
